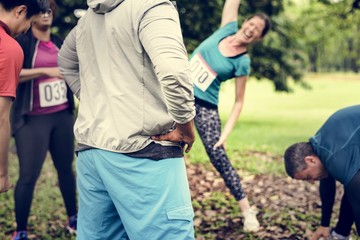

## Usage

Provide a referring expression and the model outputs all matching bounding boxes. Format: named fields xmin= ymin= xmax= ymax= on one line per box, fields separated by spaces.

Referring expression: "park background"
xmin=1 ymin=0 xmax=360 ymax=239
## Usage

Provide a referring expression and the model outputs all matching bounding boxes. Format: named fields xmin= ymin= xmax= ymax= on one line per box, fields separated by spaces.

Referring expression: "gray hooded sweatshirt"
xmin=58 ymin=0 xmax=195 ymax=153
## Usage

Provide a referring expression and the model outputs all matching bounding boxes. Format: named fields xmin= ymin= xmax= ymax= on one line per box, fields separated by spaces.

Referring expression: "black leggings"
xmin=14 ymin=110 xmax=77 ymax=231
xmin=194 ymin=103 xmax=246 ymax=200
xmin=345 ymin=171 xmax=360 ymax=235
xmin=320 ymin=176 xmax=353 ymax=236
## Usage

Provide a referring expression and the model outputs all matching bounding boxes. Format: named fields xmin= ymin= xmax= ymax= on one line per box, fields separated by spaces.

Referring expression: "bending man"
xmin=284 ymin=105 xmax=360 ymax=235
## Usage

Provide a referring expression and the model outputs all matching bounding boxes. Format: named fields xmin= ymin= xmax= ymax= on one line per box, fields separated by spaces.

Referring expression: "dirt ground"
xmin=186 ymin=161 xmax=352 ymax=240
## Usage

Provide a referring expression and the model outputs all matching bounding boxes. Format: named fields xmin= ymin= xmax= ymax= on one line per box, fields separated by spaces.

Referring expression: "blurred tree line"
xmin=52 ymin=0 xmax=360 ymax=92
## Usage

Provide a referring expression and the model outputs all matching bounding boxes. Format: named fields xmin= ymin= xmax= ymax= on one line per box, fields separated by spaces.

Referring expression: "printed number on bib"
xmin=39 ymin=78 xmax=68 ymax=107
xmin=190 ymin=53 xmax=217 ymax=92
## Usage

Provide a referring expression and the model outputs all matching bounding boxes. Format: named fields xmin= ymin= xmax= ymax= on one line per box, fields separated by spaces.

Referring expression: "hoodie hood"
xmin=87 ymin=0 xmax=125 ymax=14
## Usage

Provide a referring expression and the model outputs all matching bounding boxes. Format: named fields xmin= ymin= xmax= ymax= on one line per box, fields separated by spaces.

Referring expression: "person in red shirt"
xmin=11 ymin=1 xmax=78 ymax=239
xmin=0 ymin=0 xmax=49 ymax=194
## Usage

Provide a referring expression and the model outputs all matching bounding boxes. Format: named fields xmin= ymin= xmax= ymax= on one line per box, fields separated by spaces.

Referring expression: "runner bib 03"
xmin=190 ymin=53 xmax=217 ymax=92
xmin=38 ymin=78 xmax=68 ymax=107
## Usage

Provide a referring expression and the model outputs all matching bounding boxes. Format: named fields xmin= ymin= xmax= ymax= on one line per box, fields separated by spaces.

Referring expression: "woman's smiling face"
xmin=236 ymin=16 xmax=266 ymax=44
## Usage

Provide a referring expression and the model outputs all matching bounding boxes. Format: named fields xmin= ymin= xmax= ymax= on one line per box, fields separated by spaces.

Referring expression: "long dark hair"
xmin=47 ymin=0 xmax=57 ymax=18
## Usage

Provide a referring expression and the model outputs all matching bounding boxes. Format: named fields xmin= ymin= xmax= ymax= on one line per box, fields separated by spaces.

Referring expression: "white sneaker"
xmin=242 ymin=207 xmax=260 ymax=232
xmin=328 ymin=229 xmax=351 ymax=240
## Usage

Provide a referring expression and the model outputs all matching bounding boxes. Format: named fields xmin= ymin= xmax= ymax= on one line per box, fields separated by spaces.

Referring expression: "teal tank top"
xmin=190 ymin=21 xmax=251 ymax=106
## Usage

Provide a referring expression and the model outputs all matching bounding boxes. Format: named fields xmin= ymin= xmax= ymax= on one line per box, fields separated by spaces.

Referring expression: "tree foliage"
xmin=52 ymin=0 xmax=359 ymax=92
xmin=297 ymin=0 xmax=360 ymax=73
xmin=51 ymin=0 xmax=86 ymax=37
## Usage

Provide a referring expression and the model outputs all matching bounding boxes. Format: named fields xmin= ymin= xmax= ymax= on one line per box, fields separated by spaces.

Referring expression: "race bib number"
xmin=190 ymin=53 xmax=217 ymax=92
xmin=39 ymin=78 xmax=68 ymax=107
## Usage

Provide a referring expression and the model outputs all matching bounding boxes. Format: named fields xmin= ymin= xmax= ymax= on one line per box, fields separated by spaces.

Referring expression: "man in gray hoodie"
xmin=58 ymin=0 xmax=196 ymax=239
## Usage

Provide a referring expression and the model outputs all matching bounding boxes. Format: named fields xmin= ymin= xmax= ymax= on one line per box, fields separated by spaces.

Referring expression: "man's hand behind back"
xmin=151 ymin=120 xmax=195 ymax=153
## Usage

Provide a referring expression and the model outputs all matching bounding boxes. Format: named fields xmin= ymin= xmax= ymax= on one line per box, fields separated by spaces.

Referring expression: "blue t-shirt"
xmin=309 ymin=105 xmax=360 ymax=186
xmin=190 ymin=21 xmax=251 ymax=106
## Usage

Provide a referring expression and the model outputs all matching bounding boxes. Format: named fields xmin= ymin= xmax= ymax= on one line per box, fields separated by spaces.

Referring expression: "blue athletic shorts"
xmin=76 ymin=148 xmax=195 ymax=240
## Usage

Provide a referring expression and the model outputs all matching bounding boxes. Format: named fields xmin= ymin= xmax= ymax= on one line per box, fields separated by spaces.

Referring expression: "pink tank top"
xmin=29 ymin=40 xmax=69 ymax=115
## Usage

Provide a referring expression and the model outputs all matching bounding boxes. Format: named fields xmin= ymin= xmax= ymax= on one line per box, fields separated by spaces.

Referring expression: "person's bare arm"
xmin=19 ymin=67 xmax=62 ymax=82
xmin=214 ymin=76 xmax=246 ymax=149
xmin=0 ymin=96 xmax=12 ymax=193
xmin=220 ymin=0 xmax=241 ymax=27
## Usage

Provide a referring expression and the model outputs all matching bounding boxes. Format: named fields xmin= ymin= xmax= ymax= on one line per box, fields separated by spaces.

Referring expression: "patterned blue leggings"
xmin=195 ymin=103 xmax=246 ymax=200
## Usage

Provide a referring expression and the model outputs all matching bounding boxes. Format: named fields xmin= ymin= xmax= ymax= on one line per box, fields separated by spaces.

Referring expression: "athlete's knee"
xmin=17 ymin=172 xmax=41 ymax=186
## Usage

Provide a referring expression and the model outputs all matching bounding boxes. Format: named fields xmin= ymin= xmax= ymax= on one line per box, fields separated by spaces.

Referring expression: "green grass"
xmin=187 ymin=72 xmax=360 ymax=174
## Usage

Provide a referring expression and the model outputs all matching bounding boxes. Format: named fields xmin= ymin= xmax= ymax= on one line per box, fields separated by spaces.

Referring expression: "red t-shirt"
xmin=0 ymin=21 xmax=23 ymax=99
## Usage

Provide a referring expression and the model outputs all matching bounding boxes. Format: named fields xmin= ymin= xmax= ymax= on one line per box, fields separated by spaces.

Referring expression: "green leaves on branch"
xmin=53 ymin=0 xmax=359 ymax=92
